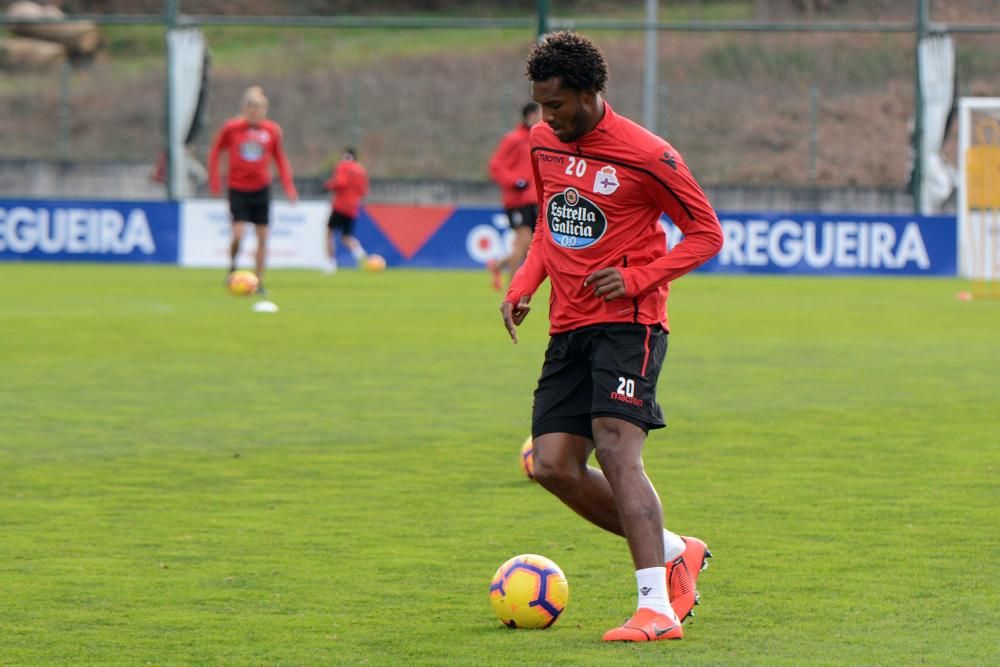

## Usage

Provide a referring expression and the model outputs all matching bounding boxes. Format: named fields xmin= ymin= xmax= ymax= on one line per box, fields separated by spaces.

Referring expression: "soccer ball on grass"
xmin=364 ymin=254 xmax=386 ymax=272
xmin=227 ymin=270 xmax=259 ymax=296
xmin=489 ymin=554 xmax=569 ymax=629
xmin=520 ymin=436 xmax=535 ymax=481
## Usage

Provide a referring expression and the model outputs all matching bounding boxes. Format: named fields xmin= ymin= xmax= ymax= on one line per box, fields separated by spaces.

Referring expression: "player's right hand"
xmin=500 ymin=297 xmax=531 ymax=344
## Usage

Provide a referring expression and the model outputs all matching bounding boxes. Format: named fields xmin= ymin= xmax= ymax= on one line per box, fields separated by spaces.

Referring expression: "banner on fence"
xmin=179 ymin=202 xmax=507 ymax=270
xmin=680 ymin=213 xmax=957 ymax=275
xmin=0 ymin=200 xmax=178 ymax=263
xmin=3 ymin=199 xmax=957 ymax=277
xmin=354 ymin=208 xmax=957 ymax=276
xmin=180 ymin=199 xmax=329 ymax=268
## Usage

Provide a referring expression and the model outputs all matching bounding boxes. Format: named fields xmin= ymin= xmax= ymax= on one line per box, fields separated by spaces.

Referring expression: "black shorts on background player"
xmin=531 ymin=323 xmax=667 ymax=439
xmin=229 ymin=186 xmax=271 ymax=225
xmin=328 ymin=210 xmax=357 ymax=236
xmin=506 ymin=204 xmax=539 ymax=231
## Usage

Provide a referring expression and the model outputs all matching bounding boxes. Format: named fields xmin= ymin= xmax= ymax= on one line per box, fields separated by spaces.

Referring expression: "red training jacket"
xmin=505 ymin=102 xmax=723 ymax=334
xmin=488 ymin=123 xmax=537 ymax=209
xmin=208 ymin=117 xmax=297 ymax=197
xmin=324 ymin=158 xmax=369 ymax=218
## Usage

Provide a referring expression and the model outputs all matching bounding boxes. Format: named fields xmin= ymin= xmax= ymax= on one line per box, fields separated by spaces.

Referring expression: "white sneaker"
xmin=322 ymin=262 xmax=337 ymax=274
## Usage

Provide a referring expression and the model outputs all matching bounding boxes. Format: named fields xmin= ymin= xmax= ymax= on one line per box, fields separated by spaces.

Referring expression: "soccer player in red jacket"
xmin=500 ymin=32 xmax=724 ymax=642
xmin=323 ymin=147 xmax=370 ymax=273
xmin=208 ymin=86 xmax=298 ymax=294
xmin=487 ymin=102 xmax=541 ymax=290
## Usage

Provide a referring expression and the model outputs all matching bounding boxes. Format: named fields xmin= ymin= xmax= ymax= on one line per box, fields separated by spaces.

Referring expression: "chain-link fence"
xmin=1 ymin=1 xmax=998 ymax=199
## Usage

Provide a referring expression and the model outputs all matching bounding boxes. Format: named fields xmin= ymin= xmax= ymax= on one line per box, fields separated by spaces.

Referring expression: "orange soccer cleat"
xmin=667 ymin=535 xmax=712 ymax=622
xmin=602 ymin=607 xmax=683 ymax=642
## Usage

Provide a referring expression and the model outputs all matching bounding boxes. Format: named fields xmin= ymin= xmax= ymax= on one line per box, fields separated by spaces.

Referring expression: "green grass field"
xmin=1 ymin=264 xmax=997 ymax=666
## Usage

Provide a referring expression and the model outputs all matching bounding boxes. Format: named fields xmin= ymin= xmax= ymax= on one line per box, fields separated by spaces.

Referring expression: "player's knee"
xmin=594 ymin=444 xmax=642 ymax=482
xmin=594 ymin=449 xmax=623 ymax=476
xmin=532 ymin=457 xmax=579 ymax=494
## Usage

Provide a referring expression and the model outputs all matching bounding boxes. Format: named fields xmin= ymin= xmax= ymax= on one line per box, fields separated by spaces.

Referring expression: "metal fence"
xmin=1 ymin=1 xmax=998 ymax=204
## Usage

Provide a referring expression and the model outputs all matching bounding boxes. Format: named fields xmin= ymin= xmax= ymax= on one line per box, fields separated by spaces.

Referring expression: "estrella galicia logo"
xmin=239 ymin=140 xmax=265 ymax=161
xmin=547 ymin=187 xmax=607 ymax=250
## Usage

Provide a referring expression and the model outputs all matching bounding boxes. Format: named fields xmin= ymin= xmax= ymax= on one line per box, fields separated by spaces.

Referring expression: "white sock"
xmin=350 ymin=245 xmax=367 ymax=260
xmin=663 ymin=530 xmax=685 ymax=562
xmin=635 ymin=566 xmax=675 ymax=618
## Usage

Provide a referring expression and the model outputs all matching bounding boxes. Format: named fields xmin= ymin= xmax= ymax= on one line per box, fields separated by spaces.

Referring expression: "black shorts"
xmin=532 ymin=323 xmax=667 ymax=439
xmin=229 ymin=187 xmax=271 ymax=225
xmin=506 ymin=204 xmax=538 ymax=232
xmin=327 ymin=210 xmax=356 ymax=236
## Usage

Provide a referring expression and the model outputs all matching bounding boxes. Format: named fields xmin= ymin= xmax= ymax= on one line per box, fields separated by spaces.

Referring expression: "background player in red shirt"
xmin=487 ymin=102 xmax=541 ymax=290
xmin=323 ymin=147 xmax=370 ymax=273
xmin=500 ymin=32 xmax=724 ymax=642
xmin=208 ymin=85 xmax=298 ymax=293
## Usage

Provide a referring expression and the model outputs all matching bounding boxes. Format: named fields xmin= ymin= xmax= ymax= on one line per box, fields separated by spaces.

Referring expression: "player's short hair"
xmin=521 ymin=102 xmax=540 ymax=120
xmin=241 ymin=85 xmax=268 ymax=109
xmin=343 ymin=147 xmax=357 ymax=159
xmin=526 ymin=31 xmax=608 ymax=94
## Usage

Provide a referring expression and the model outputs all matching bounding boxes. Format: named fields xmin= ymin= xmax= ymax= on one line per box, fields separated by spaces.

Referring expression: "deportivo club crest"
xmin=547 ymin=187 xmax=608 ymax=250
xmin=593 ymin=166 xmax=620 ymax=195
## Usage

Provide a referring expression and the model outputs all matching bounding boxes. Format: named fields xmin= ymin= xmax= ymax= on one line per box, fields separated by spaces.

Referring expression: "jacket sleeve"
xmin=271 ymin=124 xmax=297 ymax=199
xmin=504 ymin=155 xmax=547 ymax=304
xmin=207 ymin=125 xmax=229 ymax=194
xmin=619 ymin=147 xmax=723 ymax=297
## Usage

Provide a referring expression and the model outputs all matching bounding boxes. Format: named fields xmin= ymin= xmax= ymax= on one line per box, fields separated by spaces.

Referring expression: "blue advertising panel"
xmin=0 ymin=199 xmax=960 ymax=277
xmin=0 ymin=199 xmax=179 ymax=263
xmin=667 ymin=212 xmax=956 ymax=276
xmin=354 ymin=207 xmax=957 ymax=276
xmin=398 ymin=207 xmax=503 ymax=269
xmin=352 ymin=206 xmax=503 ymax=269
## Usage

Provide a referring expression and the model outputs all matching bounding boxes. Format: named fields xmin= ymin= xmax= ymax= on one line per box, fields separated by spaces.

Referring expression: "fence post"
xmin=164 ymin=0 xmax=178 ymax=200
xmin=503 ymin=82 xmax=514 ymax=134
xmin=809 ymin=86 xmax=819 ymax=184
xmin=350 ymin=76 xmax=362 ymax=150
xmin=658 ymin=83 xmax=669 ymax=138
xmin=536 ymin=0 xmax=549 ymax=39
xmin=642 ymin=0 xmax=658 ymax=133
xmin=57 ymin=61 xmax=72 ymax=159
xmin=913 ymin=0 xmax=928 ymax=213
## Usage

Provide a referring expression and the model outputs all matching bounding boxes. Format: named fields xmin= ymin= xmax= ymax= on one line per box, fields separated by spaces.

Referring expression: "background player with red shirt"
xmin=208 ymin=86 xmax=298 ymax=293
xmin=500 ymin=32 xmax=724 ymax=643
xmin=487 ymin=102 xmax=541 ymax=290
xmin=323 ymin=147 xmax=370 ymax=273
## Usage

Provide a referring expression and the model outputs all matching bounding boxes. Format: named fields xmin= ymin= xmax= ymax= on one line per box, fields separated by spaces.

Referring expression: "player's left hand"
xmin=500 ymin=297 xmax=531 ymax=344
xmin=584 ymin=268 xmax=626 ymax=301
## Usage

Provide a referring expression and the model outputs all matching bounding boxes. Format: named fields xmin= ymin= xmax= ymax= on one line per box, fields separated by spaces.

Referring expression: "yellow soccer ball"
xmin=364 ymin=254 xmax=387 ymax=272
xmin=227 ymin=270 xmax=259 ymax=296
xmin=489 ymin=554 xmax=569 ymax=629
